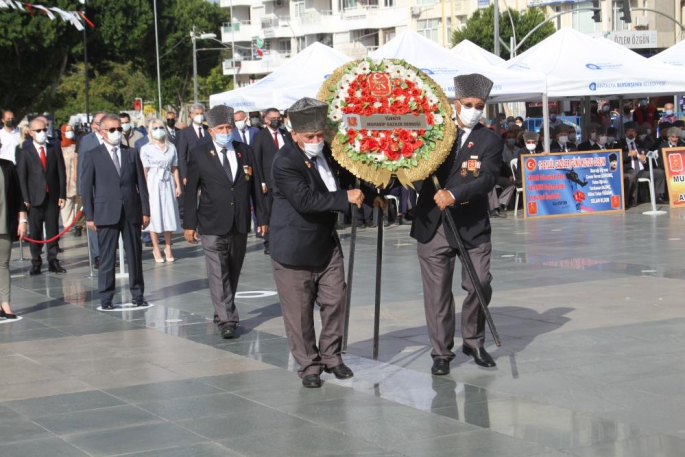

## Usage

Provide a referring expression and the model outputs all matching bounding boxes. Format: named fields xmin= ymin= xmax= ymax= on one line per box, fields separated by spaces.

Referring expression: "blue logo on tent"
xmin=323 ymin=74 xmax=331 ymax=79
xmin=586 ymin=63 xmax=602 ymax=70
xmin=589 ymin=82 xmax=597 ymax=91
xmin=420 ymin=68 xmax=434 ymax=75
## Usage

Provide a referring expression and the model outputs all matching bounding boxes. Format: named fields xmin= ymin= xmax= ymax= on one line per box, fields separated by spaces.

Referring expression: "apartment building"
xmin=218 ymin=0 xmax=683 ymax=87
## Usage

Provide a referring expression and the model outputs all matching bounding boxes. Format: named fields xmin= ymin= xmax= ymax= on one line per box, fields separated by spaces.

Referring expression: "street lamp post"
xmin=79 ymin=0 xmax=90 ymax=125
xmin=191 ymin=26 xmax=218 ymax=104
xmin=153 ymin=0 xmax=163 ymax=116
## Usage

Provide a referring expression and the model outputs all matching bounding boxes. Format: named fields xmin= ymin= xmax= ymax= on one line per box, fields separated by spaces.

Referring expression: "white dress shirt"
xmin=237 ymin=128 xmax=250 ymax=146
xmin=33 ymin=141 xmax=48 ymax=160
xmin=268 ymin=127 xmax=284 ymax=150
xmin=104 ymin=142 xmax=121 ymax=169
xmin=0 ymin=128 xmax=20 ymax=164
xmin=306 ymin=153 xmax=337 ymax=192
xmin=213 ymin=141 xmax=238 ymax=181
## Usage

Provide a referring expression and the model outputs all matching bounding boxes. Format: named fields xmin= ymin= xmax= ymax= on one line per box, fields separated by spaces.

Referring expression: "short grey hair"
xmin=189 ymin=103 xmax=205 ymax=113
xmin=99 ymin=113 xmax=121 ymax=129
xmin=667 ymin=127 xmax=682 ymax=138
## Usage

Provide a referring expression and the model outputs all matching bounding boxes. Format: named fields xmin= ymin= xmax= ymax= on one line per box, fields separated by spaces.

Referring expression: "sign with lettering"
xmin=662 ymin=147 xmax=685 ymax=208
xmin=522 ymin=150 xmax=625 ymax=219
xmin=588 ymin=31 xmax=658 ymax=49
xmin=343 ymin=114 xmax=428 ymax=131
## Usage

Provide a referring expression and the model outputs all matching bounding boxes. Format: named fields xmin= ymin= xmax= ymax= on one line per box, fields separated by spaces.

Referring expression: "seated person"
xmin=620 ymin=121 xmax=666 ymax=206
xmin=549 ymin=124 xmax=577 ymax=153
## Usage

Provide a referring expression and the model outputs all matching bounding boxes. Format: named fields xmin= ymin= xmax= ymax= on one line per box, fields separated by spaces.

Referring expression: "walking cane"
xmin=431 ymin=176 xmax=502 ymax=347
xmin=342 ymin=178 xmax=360 ymax=353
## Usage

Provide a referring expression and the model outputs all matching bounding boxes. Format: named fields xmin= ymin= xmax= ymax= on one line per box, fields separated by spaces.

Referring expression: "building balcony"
xmin=222 ymin=20 xmax=261 ymax=43
xmin=223 ymin=51 xmax=293 ymax=76
xmin=219 ymin=0 xmax=254 ymax=8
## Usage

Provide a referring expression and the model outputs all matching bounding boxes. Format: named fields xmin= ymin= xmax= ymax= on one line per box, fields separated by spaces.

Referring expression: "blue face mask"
xmin=215 ymin=132 xmax=233 ymax=146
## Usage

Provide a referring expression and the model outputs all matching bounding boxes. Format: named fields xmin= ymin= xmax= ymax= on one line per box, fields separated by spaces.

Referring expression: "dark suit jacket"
xmin=234 ymin=126 xmax=260 ymax=146
xmin=76 ymin=131 xmax=102 ymax=194
xmin=81 ymin=144 xmax=150 ymax=226
xmin=177 ymin=124 xmax=209 ymax=180
xmin=269 ymin=143 xmax=376 ymax=268
xmin=0 ymin=159 xmax=27 ymax=242
xmin=577 ymin=140 xmax=603 ymax=152
xmin=549 ymin=140 xmax=577 ymax=153
xmin=166 ymin=126 xmax=182 ymax=146
xmin=253 ymin=127 xmax=292 ymax=188
xmin=17 ymin=142 xmax=66 ymax=207
xmin=619 ymin=138 xmax=648 ymax=172
xmin=183 ymin=140 xmax=267 ymax=236
xmin=411 ymin=123 xmax=503 ymax=250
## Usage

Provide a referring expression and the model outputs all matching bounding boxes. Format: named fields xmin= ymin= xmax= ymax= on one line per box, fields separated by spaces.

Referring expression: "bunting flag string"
xmin=0 ymin=0 xmax=94 ymax=31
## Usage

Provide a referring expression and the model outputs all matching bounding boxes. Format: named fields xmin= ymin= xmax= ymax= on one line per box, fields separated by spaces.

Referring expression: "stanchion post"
xmin=84 ymin=226 xmax=97 ymax=278
xmin=116 ymin=235 xmax=126 ymax=278
xmin=643 ymin=152 xmax=667 ymax=216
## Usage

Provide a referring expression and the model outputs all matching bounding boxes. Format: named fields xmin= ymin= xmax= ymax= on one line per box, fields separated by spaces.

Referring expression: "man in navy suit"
xmin=269 ymin=98 xmax=383 ymax=388
xmin=81 ymin=114 xmax=150 ymax=309
xmin=183 ymin=105 xmax=268 ymax=339
xmin=17 ymin=118 xmax=67 ymax=275
xmin=177 ymin=103 xmax=209 ymax=183
xmin=76 ymin=111 xmax=106 ymax=262
xmin=232 ymin=110 xmax=259 ymax=147
xmin=252 ymin=107 xmax=291 ymax=254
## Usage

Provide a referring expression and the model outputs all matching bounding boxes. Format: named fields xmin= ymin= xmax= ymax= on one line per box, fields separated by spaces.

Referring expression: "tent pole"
xmin=542 ymin=93 xmax=550 ymax=152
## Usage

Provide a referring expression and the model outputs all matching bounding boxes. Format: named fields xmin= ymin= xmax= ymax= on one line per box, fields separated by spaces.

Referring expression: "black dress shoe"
xmin=48 ymin=260 xmax=67 ymax=273
xmin=101 ymin=303 xmax=114 ymax=310
xmin=431 ymin=359 xmax=450 ymax=375
xmin=463 ymin=346 xmax=496 ymax=368
xmin=489 ymin=209 xmax=506 ymax=218
xmin=29 ymin=266 xmax=41 ymax=276
xmin=132 ymin=297 xmax=148 ymax=307
xmin=220 ymin=324 xmax=237 ymax=339
xmin=74 ymin=226 xmax=82 ymax=237
xmin=302 ymin=374 xmax=322 ymax=388
xmin=324 ymin=364 xmax=354 ymax=379
xmin=0 ymin=309 xmax=17 ymax=319
xmin=263 ymin=248 xmax=270 ymax=255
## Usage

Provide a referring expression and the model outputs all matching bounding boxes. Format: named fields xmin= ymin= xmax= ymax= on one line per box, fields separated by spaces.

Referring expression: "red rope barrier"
xmin=22 ymin=209 xmax=84 ymax=245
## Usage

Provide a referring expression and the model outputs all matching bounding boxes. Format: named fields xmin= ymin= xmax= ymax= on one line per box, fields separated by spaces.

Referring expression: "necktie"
xmin=241 ymin=130 xmax=247 ymax=144
xmin=220 ymin=148 xmax=232 ymax=181
xmin=112 ymin=147 xmax=121 ymax=175
xmin=198 ymin=127 xmax=203 ymax=139
xmin=39 ymin=146 xmax=47 ymax=170
xmin=273 ymin=130 xmax=279 ymax=147
xmin=169 ymin=128 xmax=175 ymax=139
xmin=310 ymin=156 xmax=318 ymax=166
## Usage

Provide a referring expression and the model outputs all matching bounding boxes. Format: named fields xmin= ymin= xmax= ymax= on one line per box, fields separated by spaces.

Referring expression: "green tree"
xmin=52 ymin=61 xmax=154 ymax=124
xmin=199 ymin=65 xmax=234 ymax=102
xmin=451 ymin=6 xmax=555 ymax=60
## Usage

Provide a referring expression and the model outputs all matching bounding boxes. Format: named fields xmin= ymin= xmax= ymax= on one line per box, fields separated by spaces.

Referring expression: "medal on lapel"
xmin=210 ymin=150 xmax=216 ymax=157
xmin=460 ymin=161 xmax=468 ymax=177
xmin=243 ymin=165 xmax=252 ymax=180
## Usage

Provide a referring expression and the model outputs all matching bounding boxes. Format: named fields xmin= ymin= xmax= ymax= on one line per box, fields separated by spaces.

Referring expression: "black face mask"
xmin=166 ymin=118 xmax=176 ymax=128
xmin=3 ymin=120 xmax=14 ymax=129
xmin=269 ymin=119 xmax=281 ymax=128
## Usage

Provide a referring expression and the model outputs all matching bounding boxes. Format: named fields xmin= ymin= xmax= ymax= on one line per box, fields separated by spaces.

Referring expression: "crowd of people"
xmin=0 ymin=88 xmax=683 ymax=386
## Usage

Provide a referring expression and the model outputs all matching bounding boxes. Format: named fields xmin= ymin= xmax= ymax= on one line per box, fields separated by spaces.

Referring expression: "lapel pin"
xmin=210 ymin=150 xmax=216 ymax=157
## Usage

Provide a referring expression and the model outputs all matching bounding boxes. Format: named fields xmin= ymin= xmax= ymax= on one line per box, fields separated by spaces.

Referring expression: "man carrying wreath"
xmin=269 ymin=97 xmax=385 ymax=388
xmin=411 ymin=74 xmax=503 ymax=375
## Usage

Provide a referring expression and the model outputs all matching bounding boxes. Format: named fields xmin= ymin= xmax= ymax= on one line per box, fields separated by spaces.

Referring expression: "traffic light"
xmin=619 ymin=0 xmax=631 ymax=23
xmin=592 ymin=0 xmax=601 ymax=23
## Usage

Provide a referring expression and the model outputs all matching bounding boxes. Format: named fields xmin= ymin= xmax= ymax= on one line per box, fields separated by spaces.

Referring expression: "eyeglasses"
xmin=32 ymin=128 xmax=48 ymax=133
xmin=106 ymin=127 xmax=124 ymax=133
xmin=459 ymin=101 xmax=486 ymax=110
xmin=152 ymin=126 xmax=165 ymax=131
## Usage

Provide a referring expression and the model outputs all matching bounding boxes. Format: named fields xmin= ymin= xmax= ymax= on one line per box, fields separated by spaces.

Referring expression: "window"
xmin=416 ymin=0 xmax=436 ymax=5
xmin=611 ymin=0 xmax=637 ymax=31
xmin=384 ymin=0 xmax=394 ymax=7
xmin=417 ymin=18 xmax=440 ymax=43
xmin=293 ymin=1 xmax=304 ymax=17
xmin=445 ymin=17 xmax=451 ymax=42
xmin=572 ymin=1 xmax=597 ymax=34
xmin=296 ymin=36 xmax=306 ymax=52
xmin=278 ymin=39 xmax=292 ymax=57
xmin=343 ymin=0 xmax=356 ymax=10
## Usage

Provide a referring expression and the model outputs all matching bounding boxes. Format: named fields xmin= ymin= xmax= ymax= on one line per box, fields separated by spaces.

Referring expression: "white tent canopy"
xmin=502 ymin=28 xmax=685 ymax=98
xmin=450 ymin=39 xmax=505 ymax=66
xmin=652 ymin=39 xmax=685 ymax=67
xmin=209 ymin=42 xmax=352 ymax=110
xmin=370 ymin=30 xmax=546 ymax=102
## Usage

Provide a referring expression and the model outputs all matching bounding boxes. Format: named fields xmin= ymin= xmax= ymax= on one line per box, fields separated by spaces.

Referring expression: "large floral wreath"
xmin=318 ymin=58 xmax=455 ymax=187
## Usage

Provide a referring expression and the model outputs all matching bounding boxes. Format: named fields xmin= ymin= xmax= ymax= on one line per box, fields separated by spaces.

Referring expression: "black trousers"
xmin=96 ymin=207 xmax=144 ymax=306
xmin=28 ymin=194 xmax=60 ymax=267
xmin=263 ymin=191 xmax=273 ymax=251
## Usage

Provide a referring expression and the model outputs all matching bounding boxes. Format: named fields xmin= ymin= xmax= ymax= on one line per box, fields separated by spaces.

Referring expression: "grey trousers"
xmin=488 ymin=178 xmax=516 ymax=210
xmin=624 ymin=168 xmax=666 ymax=202
xmin=417 ymin=225 xmax=493 ymax=360
xmin=271 ymin=247 xmax=345 ymax=377
xmin=200 ymin=232 xmax=247 ymax=329
xmin=0 ymin=235 xmax=11 ymax=303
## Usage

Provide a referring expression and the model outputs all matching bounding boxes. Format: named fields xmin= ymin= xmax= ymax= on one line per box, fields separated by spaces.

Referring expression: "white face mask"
xmin=525 ymin=143 xmax=537 ymax=151
xmin=122 ymin=123 xmax=132 ymax=132
xmin=303 ymin=140 xmax=324 ymax=157
xmin=457 ymin=104 xmax=483 ymax=129
xmin=193 ymin=114 xmax=204 ymax=125
xmin=558 ymin=135 xmax=568 ymax=145
xmin=598 ymin=135 xmax=608 ymax=145
xmin=285 ymin=120 xmax=293 ymax=132
xmin=34 ymin=131 xmax=47 ymax=144
xmin=234 ymin=120 xmax=246 ymax=130
xmin=106 ymin=131 xmax=122 ymax=146
xmin=65 ymin=131 xmax=74 ymax=140
xmin=607 ymin=136 xmax=615 ymax=144
xmin=152 ymin=128 xmax=166 ymax=140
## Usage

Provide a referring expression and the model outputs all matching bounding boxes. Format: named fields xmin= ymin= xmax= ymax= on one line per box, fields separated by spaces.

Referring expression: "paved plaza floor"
xmin=1 ymin=202 xmax=684 ymax=456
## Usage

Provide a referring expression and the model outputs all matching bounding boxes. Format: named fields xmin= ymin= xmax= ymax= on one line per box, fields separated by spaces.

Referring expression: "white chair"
xmin=510 ymin=158 xmax=523 ymax=217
